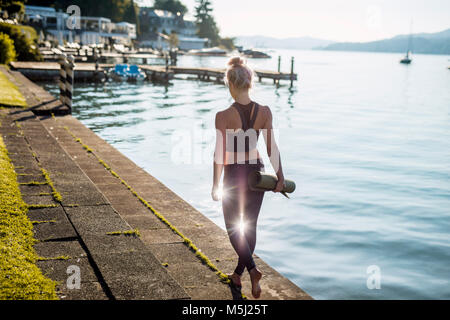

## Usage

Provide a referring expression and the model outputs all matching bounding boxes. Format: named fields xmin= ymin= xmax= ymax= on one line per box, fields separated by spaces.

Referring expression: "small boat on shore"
xmin=109 ymin=64 xmax=146 ymax=82
xmin=242 ymin=49 xmax=271 ymax=59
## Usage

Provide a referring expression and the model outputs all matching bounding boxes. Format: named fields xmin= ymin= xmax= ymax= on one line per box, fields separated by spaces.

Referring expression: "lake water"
xmin=42 ymin=49 xmax=450 ymax=299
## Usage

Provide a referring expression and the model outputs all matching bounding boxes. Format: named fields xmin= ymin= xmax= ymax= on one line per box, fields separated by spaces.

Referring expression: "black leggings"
xmin=222 ymin=162 xmax=265 ymax=276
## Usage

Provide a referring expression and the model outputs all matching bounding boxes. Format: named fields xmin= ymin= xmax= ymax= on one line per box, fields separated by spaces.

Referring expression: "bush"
xmin=0 ymin=23 xmax=42 ymax=61
xmin=0 ymin=32 xmax=16 ymax=64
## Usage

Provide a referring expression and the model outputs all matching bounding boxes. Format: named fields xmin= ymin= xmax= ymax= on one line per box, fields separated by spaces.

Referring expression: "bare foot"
xmin=228 ymin=273 xmax=242 ymax=287
xmin=249 ymin=267 xmax=262 ymax=299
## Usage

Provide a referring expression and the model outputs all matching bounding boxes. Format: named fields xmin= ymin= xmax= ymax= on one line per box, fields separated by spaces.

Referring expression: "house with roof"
xmin=139 ymin=8 xmax=207 ymax=50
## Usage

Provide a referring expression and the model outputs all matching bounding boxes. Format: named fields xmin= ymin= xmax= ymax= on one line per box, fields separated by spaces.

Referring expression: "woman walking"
xmin=212 ymin=57 xmax=285 ymax=298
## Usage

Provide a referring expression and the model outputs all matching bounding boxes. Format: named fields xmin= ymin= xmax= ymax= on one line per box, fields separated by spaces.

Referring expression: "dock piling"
xmin=165 ymin=54 xmax=169 ymax=73
xmin=290 ymin=56 xmax=295 ymax=88
xmin=64 ymin=55 xmax=75 ymax=114
xmin=94 ymin=49 xmax=99 ymax=79
xmin=58 ymin=54 xmax=67 ymax=107
xmin=278 ymin=56 xmax=281 ymax=73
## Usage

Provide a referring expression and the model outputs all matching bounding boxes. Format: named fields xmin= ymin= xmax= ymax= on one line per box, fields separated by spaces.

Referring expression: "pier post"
xmin=164 ymin=53 xmax=169 ymax=83
xmin=165 ymin=53 xmax=169 ymax=73
xmin=278 ymin=56 xmax=281 ymax=73
xmin=58 ymin=54 xmax=67 ymax=107
xmin=64 ymin=55 xmax=75 ymax=114
xmin=170 ymin=49 xmax=178 ymax=66
xmin=290 ymin=56 xmax=295 ymax=88
xmin=94 ymin=49 xmax=99 ymax=81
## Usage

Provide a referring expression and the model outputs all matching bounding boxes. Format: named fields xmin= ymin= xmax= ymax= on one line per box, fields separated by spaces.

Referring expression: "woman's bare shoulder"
xmin=215 ymin=105 xmax=236 ymax=126
xmin=257 ymin=104 xmax=272 ymax=117
xmin=216 ymin=105 xmax=236 ymax=118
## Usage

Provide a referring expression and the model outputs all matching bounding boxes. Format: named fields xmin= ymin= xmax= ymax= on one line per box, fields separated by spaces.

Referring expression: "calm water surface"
xmin=43 ymin=49 xmax=450 ymax=299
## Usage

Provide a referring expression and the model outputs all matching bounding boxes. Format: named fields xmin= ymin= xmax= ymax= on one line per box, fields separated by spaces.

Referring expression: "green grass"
xmin=106 ymin=229 xmax=141 ymax=237
xmin=0 ymin=70 xmax=27 ymax=108
xmin=40 ymin=168 xmax=62 ymax=203
xmin=0 ymin=136 xmax=57 ymax=300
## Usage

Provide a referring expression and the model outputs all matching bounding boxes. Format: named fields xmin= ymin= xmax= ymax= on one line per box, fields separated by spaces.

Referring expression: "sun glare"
xmin=215 ymin=187 xmax=225 ymax=200
xmin=239 ymin=214 xmax=246 ymax=235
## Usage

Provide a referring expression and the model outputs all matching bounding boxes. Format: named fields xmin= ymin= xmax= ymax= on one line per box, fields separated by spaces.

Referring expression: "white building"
xmin=139 ymin=8 xmax=207 ymax=50
xmin=78 ymin=17 xmax=136 ymax=45
xmin=25 ymin=5 xmax=69 ymax=44
xmin=24 ymin=5 xmax=136 ymax=45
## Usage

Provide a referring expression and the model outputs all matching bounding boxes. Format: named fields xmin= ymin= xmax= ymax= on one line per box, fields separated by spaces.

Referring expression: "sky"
xmin=137 ymin=0 xmax=450 ymax=42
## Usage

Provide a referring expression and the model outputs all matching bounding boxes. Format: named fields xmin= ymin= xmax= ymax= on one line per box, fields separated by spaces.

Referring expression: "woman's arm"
xmin=212 ymin=112 xmax=226 ymax=201
xmin=262 ymin=107 xmax=285 ymax=192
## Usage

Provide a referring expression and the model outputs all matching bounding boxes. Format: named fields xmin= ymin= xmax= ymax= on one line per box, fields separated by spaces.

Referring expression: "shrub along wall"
xmin=0 ymin=23 xmax=42 ymax=62
xmin=0 ymin=33 xmax=17 ymax=64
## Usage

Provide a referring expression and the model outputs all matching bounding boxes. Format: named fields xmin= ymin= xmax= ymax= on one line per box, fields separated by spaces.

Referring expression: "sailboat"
xmin=400 ymin=23 xmax=413 ymax=64
xmin=400 ymin=51 xmax=412 ymax=64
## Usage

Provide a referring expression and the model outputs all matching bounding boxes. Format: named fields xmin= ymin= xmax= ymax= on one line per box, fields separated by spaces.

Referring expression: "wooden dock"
xmin=171 ymin=66 xmax=297 ymax=84
xmin=9 ymin=61 xmax=297 ymax=85
xmin=9 ymin=61 xmax=173 ymax=82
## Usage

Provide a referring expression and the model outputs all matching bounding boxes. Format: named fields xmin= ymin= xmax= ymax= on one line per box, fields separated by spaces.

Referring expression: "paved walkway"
xmin=0 ymin=108 xmax=188 ymax=300
xmin=0 ymin=66 xmax=312 ymax=300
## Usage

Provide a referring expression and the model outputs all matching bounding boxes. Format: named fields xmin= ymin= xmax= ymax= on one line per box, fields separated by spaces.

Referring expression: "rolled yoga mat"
xmin=248 ymin=171 xmax=296 ymax=198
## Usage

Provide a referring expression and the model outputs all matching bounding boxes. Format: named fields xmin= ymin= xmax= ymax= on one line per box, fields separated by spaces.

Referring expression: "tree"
xmin=0 ymin=32 xmax=16 ymax=64
xmin=123 ymin=0 xmax=140 ymax=36
xmin=194 ymin=0 xmax=220 ymax=46
xmin=0 ymin=0 xmax=25 ymax=21
xmin=0 ymin=23 xmax=42 ymax=61
xmin=25 ymin=0 xmax=133 ymax=23
xmin=154 ymin=0 xmax=188 ymax=16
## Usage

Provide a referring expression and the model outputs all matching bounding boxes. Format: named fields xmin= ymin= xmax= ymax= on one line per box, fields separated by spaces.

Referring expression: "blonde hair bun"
xmin=225 ymin=56 xmax=253 ymax=90
xmin=228 ymin=56 xmax=245 ymax=67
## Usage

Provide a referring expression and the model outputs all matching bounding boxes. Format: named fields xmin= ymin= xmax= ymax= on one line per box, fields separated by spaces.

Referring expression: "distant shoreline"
xmin=236 ymin=28 xmax=450 ymax=56
xmin=241 ymin=47 xmax=450 ymax=57
xmin=313 ymin=48 xmax=450 ymax=56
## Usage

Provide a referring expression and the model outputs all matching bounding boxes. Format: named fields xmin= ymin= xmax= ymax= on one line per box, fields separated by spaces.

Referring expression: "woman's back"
xmin=220 ymin=101 xmax=270 ymax=165
xmin=223 ymin=101 xmax=269 ymax=131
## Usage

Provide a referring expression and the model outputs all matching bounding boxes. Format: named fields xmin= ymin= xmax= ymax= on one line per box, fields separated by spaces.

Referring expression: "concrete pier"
xmin=0 ymin=67 xmax=311 ymax=300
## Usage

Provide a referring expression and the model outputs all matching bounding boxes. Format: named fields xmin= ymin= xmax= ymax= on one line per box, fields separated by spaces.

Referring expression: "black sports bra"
xmin=225 ymin=102 xmax=260 ymax=154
